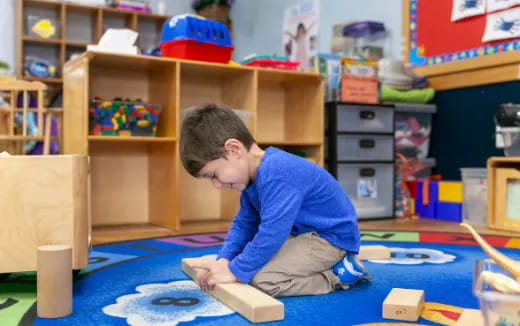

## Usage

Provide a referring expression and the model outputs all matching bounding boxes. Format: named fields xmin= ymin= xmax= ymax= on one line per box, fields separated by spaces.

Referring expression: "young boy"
xmin=180 ymin=104 xmax=370 ymax=297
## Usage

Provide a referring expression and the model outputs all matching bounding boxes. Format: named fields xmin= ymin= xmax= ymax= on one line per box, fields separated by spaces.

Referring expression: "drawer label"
xmin=358 ymin=178 xmax=377 ymax=199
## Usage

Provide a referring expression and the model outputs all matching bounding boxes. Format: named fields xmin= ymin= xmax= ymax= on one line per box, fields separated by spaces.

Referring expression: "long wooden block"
xmin=359 ymin=245 xmax=391 ymax=260
xmin=182 ymin=258 xmax=284 ymax=323
xmin=455 ymin=309 xmax=484 ymax=326
xmin=383 ymin=288 xmax=424 ymax=322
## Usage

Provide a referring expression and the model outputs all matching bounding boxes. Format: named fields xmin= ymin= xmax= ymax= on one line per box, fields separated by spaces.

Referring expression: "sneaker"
xmin=332 ymin=253 xmax=371 ymax=286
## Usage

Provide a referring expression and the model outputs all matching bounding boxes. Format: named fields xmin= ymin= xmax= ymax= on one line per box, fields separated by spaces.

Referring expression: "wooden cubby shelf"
xmin=64 ymin=51 xmax=324 ymax=235
xmin=17 ymin=0 xmax=169 ymax=95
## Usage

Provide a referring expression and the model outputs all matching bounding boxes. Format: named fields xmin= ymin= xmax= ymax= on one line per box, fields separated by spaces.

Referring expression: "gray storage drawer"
xmin=337 ymin=105 xmax=394 ymax=133
xmin=337 ymin=135 xmax=394 ymax=161
xmin=337 ymin=163 xmax=394 ymax=219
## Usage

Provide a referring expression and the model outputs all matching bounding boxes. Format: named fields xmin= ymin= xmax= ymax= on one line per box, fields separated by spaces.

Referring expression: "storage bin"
xmin=89 ymin=99 xmax=162 ymax=137
xmin=473 ymin=259 xmax=520 ymax=326
xmin=336 ymin=105 xmax=394 ymax=133
xmin=495 ymin=127 xmax=520 ymax=156
xmin=395 ymin=110 xmax=433 ymax=159
xmin=159 ymin=15 xmax=233 ymax=63
xmin=337 ymin=163 xmax=394 ymax=219
xmin=461 ymin=168 xmax=487 ymax=226
xmin=337 ymin=134 xmax=394 ymax=161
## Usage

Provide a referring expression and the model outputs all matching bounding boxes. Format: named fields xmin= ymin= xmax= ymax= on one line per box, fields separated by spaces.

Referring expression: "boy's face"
xmin=198 ymin=141 xmax=250 ymax=192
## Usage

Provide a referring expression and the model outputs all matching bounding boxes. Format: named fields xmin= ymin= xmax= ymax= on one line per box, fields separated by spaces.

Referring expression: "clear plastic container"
xmin=461 ymin=168 xmax=487 ymax=225
xmin=473 ymin=259 xmax=520 ymax=326
xmin=496 ymin=127 xmax=520 ymax=156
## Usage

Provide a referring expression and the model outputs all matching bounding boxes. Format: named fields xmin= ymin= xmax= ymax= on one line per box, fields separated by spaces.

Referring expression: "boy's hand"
xmin=192 ymin=258 xmax=237 ymax=291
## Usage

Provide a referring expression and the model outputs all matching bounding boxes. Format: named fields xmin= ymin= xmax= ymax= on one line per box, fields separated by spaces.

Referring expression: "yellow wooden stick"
xmin=460 ymin=223 xmax=520 ymax=281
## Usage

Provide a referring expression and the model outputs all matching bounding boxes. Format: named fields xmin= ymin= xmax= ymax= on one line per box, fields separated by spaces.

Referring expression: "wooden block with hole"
xmin=359 ymin=245 xmax=391 ymax=260
xmin=182 ymin=257 xmax=284 ymax=323
xmin=455 ymin=309 xmax=484 ymax=326
xmin=382 ymin=288 xmax=424 ymax=321
xmin=0 ymin=155 xmax=89 ymax=274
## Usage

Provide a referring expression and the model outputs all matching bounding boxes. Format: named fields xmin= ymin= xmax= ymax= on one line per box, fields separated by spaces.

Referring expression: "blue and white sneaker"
xmin=332 ymin=253 xmax=371 ymax=286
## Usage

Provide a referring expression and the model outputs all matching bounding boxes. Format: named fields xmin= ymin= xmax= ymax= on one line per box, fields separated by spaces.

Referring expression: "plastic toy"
xmin=159 ymin=15 xmax=233 ymax=63
xmin=241 ymin=54 xmax=299 ymax=71
xmin=24 ymin=56 xmax=56 ymax=78
xmin=29 ymin=17 xmax=56 ymax=39
xmin=89 ymin=98 xmax=161 ymax=137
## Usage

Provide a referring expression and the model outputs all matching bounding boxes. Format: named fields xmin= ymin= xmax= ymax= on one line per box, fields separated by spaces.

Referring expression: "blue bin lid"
xmin=160 ymin=15 xmax=232 ymax=47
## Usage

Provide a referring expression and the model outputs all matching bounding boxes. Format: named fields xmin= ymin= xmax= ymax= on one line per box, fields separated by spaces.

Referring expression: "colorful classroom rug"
xmin=1 ymin=230 xmax=520 ymax=326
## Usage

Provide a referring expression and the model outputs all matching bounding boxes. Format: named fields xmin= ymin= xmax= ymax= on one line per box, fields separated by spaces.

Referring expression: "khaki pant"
xmin=250 ymin=232 xmax=346 ymax=297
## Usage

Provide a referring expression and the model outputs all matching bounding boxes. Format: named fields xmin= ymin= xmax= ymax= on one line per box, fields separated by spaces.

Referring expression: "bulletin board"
xmin=403 ymin=0 xmax=520 ymax=90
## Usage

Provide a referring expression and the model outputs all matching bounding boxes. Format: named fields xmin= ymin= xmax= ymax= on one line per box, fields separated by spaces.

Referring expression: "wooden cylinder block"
xmin=37 ymin=245 xmax=73 ymax=318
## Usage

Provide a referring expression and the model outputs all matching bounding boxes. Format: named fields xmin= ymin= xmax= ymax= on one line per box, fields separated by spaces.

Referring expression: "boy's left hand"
xmin=192 ymin=258 xmax=237 ymax=291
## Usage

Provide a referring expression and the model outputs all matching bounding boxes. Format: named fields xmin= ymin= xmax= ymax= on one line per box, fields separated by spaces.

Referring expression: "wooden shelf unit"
xmin=17 ymin=0 xmax=169 ymax=91
xmin=64 ymin=51 xmax=324 ymax=233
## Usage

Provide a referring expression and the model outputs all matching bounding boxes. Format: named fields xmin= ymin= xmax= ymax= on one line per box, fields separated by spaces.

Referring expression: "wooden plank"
xmin=414 ymin=51 xmax=520 ymax=78
xmin=426 ymin=63 xmax=520 ymax=91
xmin=401 ymin=0 xmax=410 ymax=62
xmin=182 ymin=257 xmax=284 ymax=323
xmin=359 ymin=245 xmax=391 ymax=260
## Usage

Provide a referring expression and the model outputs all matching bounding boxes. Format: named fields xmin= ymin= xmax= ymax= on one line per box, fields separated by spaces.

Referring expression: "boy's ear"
xmin=224 ymin=139 xmax=244 ymax=157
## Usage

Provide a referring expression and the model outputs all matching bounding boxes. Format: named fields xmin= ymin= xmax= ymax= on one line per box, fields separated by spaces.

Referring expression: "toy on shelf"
xmin=109 ymin=0 xmax=152 ymax=13
xmin=27 ymin=15 xmax=58 ymax=39
xmin=24 ymin=56 xmax=56 ymax=78
xmin=89 ymin=98 xmax=161 ymax=136
xmin=241 ymin=54 xmax=299 ymax=71
xmin=159 ymin=15 xmax=233 ymax=63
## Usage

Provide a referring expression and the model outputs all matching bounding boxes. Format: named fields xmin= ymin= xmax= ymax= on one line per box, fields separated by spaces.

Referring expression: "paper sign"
xmin=482 ymin=6 xmax=520 ymax=41
xmin=452 ymin=0 xmax=486 ymax=21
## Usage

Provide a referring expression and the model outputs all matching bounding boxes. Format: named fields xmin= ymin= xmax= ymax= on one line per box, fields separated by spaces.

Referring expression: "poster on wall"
xmin=282 ymin=0 xmax=319 ymax=72
xmin=487 ymin=0 xmax=520 ymax=12
xmin=482 ymin=6 xmax=520 ymax=41
xmin=451 ymin=0 xmax=486 ymax=21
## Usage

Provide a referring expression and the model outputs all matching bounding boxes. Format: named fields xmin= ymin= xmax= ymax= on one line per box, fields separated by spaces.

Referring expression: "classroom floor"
xmin=91 ymin=218 xmax=520 ymax=245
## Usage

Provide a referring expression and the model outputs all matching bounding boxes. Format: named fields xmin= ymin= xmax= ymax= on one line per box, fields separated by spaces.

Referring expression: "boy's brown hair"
xmin=180 ymin=104 xmax=255 ymax=177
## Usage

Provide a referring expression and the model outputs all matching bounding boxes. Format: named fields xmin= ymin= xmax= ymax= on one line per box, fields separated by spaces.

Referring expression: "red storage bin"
xmin=160 ymin=39 xmax=233 ymax=64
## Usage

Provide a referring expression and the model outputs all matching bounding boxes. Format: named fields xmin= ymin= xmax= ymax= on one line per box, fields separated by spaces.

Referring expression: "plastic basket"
xmin=89 ymin=99 xmax=161 ymax=137
xmin=473 ymin=259 xmax=520 ymax=326
xmin=461 ymin=168 xmax=487 ymax=225
xmin=159 ymin=14 xmax=233 ymax=63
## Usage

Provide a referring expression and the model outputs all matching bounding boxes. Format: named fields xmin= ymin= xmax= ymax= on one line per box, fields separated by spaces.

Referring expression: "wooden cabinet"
xmin=487 ymin=157 xmax=520 ymax=233
xmin=63 ymin=51 xmax=324 ymax=234
xmin=17 ymin=0 xmax=168 ymax=96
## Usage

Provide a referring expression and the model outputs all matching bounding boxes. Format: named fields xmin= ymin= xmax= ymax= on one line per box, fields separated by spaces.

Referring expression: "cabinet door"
xmin=494 ymin=168 xmax=520 ymax=230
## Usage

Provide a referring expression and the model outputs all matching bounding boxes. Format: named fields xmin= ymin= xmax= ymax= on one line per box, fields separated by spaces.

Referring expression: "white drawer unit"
xmin=337 ymin=134 xmax=394 ymax=162
xmin=326 ymin=102 xmax=395 ymax=220
xmin=336 ymin=104 xmax=394 ymax=133
xmin=337 ymin=163 xmax=394 ymax=219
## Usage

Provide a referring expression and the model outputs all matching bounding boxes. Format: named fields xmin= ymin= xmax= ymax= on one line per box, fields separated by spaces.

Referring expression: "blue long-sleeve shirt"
xmin=217 ymin=147 xmax=360 ymax=284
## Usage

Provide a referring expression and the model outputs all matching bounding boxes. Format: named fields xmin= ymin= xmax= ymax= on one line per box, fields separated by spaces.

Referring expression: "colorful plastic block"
xmin=436 ymin=201 xmax=462 ymax=222
xmin=416 ymin=180 xmax=438 ymax=219
xmin=438 ymin=181 xmax=463 ymax=203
